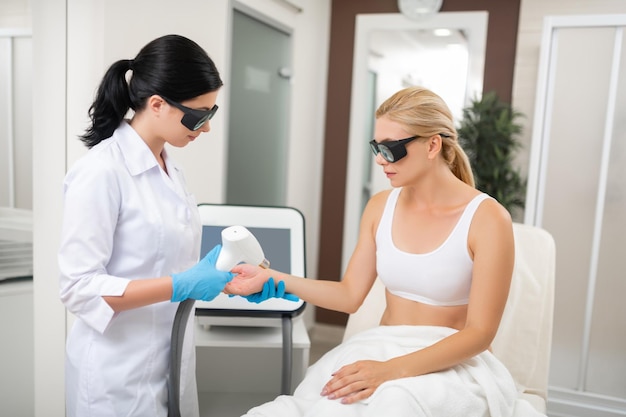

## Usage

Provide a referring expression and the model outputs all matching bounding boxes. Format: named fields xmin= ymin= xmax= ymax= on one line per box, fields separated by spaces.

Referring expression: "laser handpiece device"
xmin=215 ymin=225 xmax=270 ymax=271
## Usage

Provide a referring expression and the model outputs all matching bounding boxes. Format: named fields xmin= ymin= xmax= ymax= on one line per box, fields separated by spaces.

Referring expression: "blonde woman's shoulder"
xmin=474 ymin=195 xmax=513 ymax=231
xmin=360 ymin=188 xmax=394 ymax=225
xmin=368 ymin=188 xmax=395 ymax=208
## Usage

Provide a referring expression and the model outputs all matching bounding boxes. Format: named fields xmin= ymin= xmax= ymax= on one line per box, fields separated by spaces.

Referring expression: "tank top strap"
xmin=376 ymin=188 xmax=401 ymax=245
xmin=453 ymin=193 xmax=492 ymax=237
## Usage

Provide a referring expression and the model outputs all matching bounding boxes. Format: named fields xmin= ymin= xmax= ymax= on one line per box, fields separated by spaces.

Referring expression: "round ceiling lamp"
xmin=397 ymin=0 xmax=443 ymax=21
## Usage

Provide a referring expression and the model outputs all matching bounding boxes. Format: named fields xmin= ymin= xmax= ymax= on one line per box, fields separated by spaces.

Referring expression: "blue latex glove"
xmin=241 ymin=277 xmax=299 ymax=304
xmin=171 ymin=244 xmax=234 ymax=302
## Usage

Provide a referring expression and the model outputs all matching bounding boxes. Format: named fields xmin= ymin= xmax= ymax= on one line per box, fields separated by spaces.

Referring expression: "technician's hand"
xmin=240 ymin=277 xmax=299 ymax=304
xmin=321 ymin=360 xmax=397 ymax=404
xmin=171 ymin=244 xmax=234 ymax=302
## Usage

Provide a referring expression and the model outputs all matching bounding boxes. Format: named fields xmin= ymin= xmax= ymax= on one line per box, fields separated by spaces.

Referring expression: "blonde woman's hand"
xmin=223 ymin=264 xmax=272 ymax=296
xmin=321 ymin=360 xmax=398 ymax=404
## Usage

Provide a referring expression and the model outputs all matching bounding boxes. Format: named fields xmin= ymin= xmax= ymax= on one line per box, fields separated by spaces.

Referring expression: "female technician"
xmin=58 ymin=34 xmax=232 ymax=417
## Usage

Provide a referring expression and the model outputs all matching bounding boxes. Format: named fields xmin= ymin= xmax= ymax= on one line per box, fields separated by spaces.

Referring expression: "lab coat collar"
xmin=115 ymin=121 xmax=162 ymax=176
xmin=162 ymin=147 xmax=182 ymax=177
xmin=115 ymin=121 xmax=187 ymax=202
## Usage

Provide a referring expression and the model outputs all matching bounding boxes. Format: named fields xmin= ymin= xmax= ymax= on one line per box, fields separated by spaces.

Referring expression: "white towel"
xmin=243 ymin=326 xmax=547 ymax=417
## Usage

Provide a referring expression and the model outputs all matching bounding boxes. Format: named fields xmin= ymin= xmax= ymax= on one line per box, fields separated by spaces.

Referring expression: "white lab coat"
xmin=59 ymin=121 xmax=201 ymax=417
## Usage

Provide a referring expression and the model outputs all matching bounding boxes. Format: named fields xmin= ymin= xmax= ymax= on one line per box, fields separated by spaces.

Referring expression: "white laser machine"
xmin=169 ymin=225 xmax=272 ymax=417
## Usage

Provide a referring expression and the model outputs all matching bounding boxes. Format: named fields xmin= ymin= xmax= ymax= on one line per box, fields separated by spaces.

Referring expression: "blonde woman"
xmin=228 ymin=87 xmax=540 ymax=416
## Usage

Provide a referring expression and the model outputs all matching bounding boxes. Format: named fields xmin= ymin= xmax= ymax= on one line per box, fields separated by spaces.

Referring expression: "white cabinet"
xmin=0 ymin=279 xmax=34 ymax=417
xmin=195 ymin=316 xmax=310 ymax=416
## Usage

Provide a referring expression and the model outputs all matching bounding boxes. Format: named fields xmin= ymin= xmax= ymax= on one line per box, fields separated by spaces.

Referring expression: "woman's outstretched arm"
xmin=225 ymin=191 xmax=390 ymax=313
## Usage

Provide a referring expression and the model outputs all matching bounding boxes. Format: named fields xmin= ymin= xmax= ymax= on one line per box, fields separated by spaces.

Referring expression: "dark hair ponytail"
xmin=79 ymin=60 xmax=133 ymax=148
xmin=79 ymin=34 xmax=223 ymax=148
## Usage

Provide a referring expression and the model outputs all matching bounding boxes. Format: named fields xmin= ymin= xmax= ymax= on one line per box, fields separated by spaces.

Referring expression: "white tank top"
xmin=375 ymin=187 xmax=491 ymax=306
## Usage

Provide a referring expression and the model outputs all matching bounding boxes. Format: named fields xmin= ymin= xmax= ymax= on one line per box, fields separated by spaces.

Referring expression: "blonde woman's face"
xmin=372 ymin=116 xmax=431 ymax=186
xmin=372 ymin=116 xmax=429 ymax=162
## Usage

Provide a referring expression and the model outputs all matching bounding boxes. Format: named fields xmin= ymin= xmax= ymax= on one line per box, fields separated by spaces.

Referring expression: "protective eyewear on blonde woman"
xmin=369 ymin=136 xmax=423 ymax=163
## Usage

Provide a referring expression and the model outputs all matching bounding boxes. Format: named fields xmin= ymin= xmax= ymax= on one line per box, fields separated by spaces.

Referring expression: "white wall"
xmin=512 ymin=1 xmax=626 ymax=416
xmin=512 ymin=0 xmax=626 ymax=180
xmin=32 ymin=1 xmax=67 ymax=415
xmin=33 ymin=0 xmax=330 ymax=415
xmin=0 ymin=0 xmax=30 ymax=28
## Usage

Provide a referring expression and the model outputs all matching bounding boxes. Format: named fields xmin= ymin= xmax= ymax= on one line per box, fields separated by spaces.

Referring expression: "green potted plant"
xmin=457 ymin=91 xmax=526 ymax=219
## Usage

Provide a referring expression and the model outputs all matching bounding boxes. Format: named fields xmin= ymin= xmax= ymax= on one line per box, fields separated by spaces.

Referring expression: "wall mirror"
xmin=341 ymin=11 xmax=488 ymax=270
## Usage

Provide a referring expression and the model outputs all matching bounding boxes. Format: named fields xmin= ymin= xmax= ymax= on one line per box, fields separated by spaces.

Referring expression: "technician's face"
xmin=164 ymin=90 xmax=219 ymax=147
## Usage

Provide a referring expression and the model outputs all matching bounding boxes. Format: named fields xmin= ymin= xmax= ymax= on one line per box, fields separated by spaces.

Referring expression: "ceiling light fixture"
xmin=397 ymin=0 xmax=443 ymax=21
xmin=434 ymin=28 xmax=452 ymax=37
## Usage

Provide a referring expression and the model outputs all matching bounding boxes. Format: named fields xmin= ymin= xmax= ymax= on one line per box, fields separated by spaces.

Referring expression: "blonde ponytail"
xmin=447 ymin=142 xmax=475 ymax=187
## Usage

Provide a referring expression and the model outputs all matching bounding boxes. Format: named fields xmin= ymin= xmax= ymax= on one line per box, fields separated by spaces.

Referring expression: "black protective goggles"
xmin=369 ymin=135 xmax=423 ymax=163
xmin=163 ymin=96 xmax=218 ymax=131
